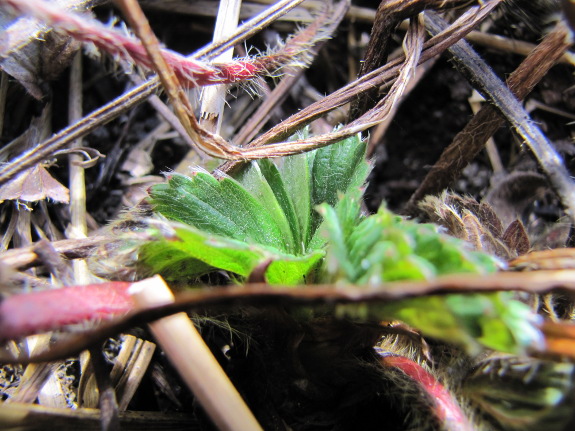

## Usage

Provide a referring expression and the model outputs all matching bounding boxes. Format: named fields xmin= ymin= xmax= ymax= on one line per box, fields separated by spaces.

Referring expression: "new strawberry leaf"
xmin=139 ymin=224 xmax=323 ymax=285
xmin=318 ymin=194 xmax=542 ymax=355
xmin=318 ymin=195 xmax=498 ymax=285
xmin=151 ymin=172 xmax=288 ymax=250
xmin=310 ymin=134 xmax=371 ymax=237
xmin=143 ymin=133 xmax=370 ymax=284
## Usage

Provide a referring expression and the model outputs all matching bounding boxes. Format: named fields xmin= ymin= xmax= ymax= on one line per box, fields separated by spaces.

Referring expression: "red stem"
xmin=2 ymin=0 xmax=320 ymax=87
xmin=0 ymin=282 xmax=134 ymax=341
xmin=379 ymin=353 xmax=472 ymax=431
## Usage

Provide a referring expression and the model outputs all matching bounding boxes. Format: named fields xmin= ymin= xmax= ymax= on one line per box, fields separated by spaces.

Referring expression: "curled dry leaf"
xmin=0 ymin=0 xmax=96 ymax=99
xmin=419 ymin=191 xmax=530 ymax=259
xmin=0 ymin=164 xmax=69 ymax=204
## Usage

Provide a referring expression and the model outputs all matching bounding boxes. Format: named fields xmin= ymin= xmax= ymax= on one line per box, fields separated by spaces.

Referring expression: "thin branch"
xmin=424 ymin=12 xmax=575 ymax=223
xmin=0 ymin=0 xmax=317 ymax=184
xmin=0 ymin=235 xmax=112 ymax=269
xmin=351 ymin=0 xmax=473 ymax=119
xmin=218 ymin=0 xmax=503 ymax=173
xmin=405 ymin=22 xmax=574 ymax=214
xmin=4 ymin=268 xmax=575 ymax=363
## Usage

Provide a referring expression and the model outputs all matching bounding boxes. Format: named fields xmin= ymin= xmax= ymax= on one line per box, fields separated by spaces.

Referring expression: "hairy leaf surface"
xmin=144 ymin=134 xmax=369 ymax=284
xmin=319 ymin=194 xmax=542 ymax=354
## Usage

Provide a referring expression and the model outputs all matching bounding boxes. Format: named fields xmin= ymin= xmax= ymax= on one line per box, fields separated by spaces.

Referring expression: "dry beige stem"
xmin=199 ymin=0 xmax=242 ymax=134
xmin=115 ymin=0 xmax=237 ymax=159
xmin=109 ymin=335 xmax=156 ymax=411
xmin=67 ymin=51 xmax=93 ymax=286
xmin=129 ymin=276 xmax=263 ymax=431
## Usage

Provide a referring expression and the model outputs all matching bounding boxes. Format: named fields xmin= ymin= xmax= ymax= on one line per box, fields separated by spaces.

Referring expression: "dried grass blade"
xmin=129 ymin=276 xmax=263 ymax=431
xmin=199 ymin=0 xmax=242 ymax=134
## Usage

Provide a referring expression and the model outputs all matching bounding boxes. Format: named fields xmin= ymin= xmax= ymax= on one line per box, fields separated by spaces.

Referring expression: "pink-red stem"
xmin=0 ymin=282 xmax=133 ymax=341
xmin=2 ymin=0 xmax=319 ymax=87
xmin=380 ymin=354 xmax=472 ymax=431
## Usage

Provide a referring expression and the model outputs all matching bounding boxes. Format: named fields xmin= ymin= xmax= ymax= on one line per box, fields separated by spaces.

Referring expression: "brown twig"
xmin=405 ymin=22 xmax=573 ymax=215
xmin=211 ymin=12 xmax=425 ymax=161
xmin=420 ymin=14 xmax=575 ymax=223
xmin=0 ymin=235 xmax=112 ymax=269
xmin=0 ymin=402 xmax=198 ymax=429
xmin=4 ymin=268 xmax=575 ymax=364
xmin=218 ymin=0 xmax=503 ymax=173
xmin=350 ymin=0 xmax=474 ymax=120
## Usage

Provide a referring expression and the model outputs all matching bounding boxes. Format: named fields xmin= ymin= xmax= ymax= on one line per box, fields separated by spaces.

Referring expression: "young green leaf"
xmin=380 ymin=293 xmax=543 ymax=355
xmin=139 ymin=223 xmax=324 ymax=285
xmin=233 ymin=161 xmax=298 ymax=253
xmin=144 ymin=132 xmax=371 ymax=284
xmin=318 ymin=194 xmax=542 ymax=355
xmin=277 ymin=152 xmax=312 ymax=248
xmin=151 ymin=172 xmax=289 ymax=251
xmin=310 ymin=134 xmax=370 ymax=235
xmin=319 ymin=195 xmax=498 ymax=285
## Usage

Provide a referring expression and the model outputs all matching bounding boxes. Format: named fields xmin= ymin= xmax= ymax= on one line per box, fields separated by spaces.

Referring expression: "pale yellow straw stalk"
xmin=129 ymin=276 xmax=263 ymax=431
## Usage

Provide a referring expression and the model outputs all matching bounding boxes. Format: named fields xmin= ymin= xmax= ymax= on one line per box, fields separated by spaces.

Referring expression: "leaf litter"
xmin=2 ymin=0 xmax=575 ymax=430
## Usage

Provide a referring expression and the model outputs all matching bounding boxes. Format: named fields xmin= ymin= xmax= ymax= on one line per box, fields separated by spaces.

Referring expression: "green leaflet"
xmin=139 ymin=224 xmax=323 ymax=285
xmin=319 ymin=194 xmax=543 ymax=355
xmin=310 ymin=134 xmax=371 ymax=237
xmin=318 ymin=195 xmax=498 ymax=285
xmin=234 ymin=160 xmax=299 ymax=253
xmin=144 ymin=133 xmax=370 ymax=284
xmin=380 ymin=293 xmax=543 ymax=355
xmin=151 ymin=172 xmax=287 ymax=250
xmin=278 ymin=153 xmax=312 ymax=248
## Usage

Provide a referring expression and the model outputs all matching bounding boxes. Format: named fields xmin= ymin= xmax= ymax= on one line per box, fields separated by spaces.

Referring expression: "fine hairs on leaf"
xmin=140 ymin=130 xmax=543 ymax=356
xmin=141 ymin=132 xmax=370 ymax=285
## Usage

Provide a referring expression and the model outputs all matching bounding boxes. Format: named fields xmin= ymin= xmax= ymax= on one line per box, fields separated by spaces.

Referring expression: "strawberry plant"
xmin=136 ymin=132 xmax=542 ymax=356
xmin=2 ymin=1 xmax=575 ymax=430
